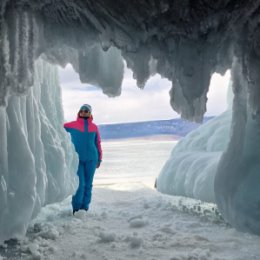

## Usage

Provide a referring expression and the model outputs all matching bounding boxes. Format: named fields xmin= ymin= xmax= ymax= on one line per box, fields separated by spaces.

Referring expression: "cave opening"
xmin=57 ymin=53 xmax=231 ymax=192
xmin=59 ymin=61 xmax=230 ymax=125
xmin=59 ymin=62 xmax=176 ymax=124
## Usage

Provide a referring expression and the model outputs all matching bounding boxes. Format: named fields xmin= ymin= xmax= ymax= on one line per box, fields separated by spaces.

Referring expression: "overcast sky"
xmin=59 ymin=64 xmax=230 ymax=125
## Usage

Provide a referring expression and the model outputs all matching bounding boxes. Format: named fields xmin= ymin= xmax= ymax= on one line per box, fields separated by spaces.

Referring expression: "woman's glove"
xmin=96 ymin=160 xmax=102 ymax=168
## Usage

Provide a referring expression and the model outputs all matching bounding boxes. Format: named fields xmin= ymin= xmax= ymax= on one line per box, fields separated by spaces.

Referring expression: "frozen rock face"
xmin=0 ymin=59 xmax=78 ymax=242
xmin=0 ymin=0 xmax=237 ymax=120
xmin=1 ymin=1 xmax=260 ymax=236
xmin=215 ymin=58 xmax=260 ymax=234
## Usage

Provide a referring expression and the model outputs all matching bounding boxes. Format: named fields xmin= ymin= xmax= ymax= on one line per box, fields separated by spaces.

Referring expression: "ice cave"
xmin=1 ymin=0 xmax=260 ymax=242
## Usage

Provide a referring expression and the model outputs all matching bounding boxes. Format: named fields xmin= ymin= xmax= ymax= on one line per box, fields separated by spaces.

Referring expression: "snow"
xmin=1 ymin=139 xmax=260 ymax=260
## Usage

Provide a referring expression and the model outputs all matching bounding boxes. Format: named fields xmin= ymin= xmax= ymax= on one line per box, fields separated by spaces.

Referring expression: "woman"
xmin=64 ymin=104 xmax=102 ymax=214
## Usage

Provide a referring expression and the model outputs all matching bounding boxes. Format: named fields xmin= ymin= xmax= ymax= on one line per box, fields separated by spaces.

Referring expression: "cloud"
xmin=206 ymin=70 xmax=230 ymax=116
xmin=58 ymin=64 xmax=79 ymax=84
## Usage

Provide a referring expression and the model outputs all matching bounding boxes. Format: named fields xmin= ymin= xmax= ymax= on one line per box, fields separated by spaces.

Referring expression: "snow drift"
xmin=1 ymin=1 xmax=260 ymax=238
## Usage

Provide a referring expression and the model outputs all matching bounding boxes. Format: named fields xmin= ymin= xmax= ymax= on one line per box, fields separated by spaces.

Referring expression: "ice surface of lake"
xmin=94 ymin=138 xmax=177 ymax=189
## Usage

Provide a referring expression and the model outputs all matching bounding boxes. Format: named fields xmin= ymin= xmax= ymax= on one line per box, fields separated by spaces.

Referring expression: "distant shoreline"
xmin=98 ymin=117 xmax=213 ymax=141
xmin=102 ymin=134 xmax=181 ymax=142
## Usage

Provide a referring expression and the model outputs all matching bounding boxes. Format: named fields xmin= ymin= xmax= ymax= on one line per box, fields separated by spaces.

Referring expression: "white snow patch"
xmin=36 ymin=224 xmax=60 ymax=240
xmin=97 ymin=232 xmax=116 ymax=243
xmin=128 ymin=216 xmax=149 ymax=228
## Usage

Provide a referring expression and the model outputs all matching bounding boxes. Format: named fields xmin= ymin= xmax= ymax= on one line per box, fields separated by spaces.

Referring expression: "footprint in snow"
xmin=97 ymin=232 xmax=116 ymax=243
xmin=124 ymin=236 xmax=143 ymax=249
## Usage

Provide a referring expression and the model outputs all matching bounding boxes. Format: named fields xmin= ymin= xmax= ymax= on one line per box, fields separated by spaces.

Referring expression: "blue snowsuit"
xmin=64 ymin=116 xmax=102 ymax=211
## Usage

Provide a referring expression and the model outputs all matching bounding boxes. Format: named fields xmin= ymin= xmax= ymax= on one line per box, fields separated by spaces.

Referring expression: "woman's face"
xmin=79 ymin=110 xmax=91 ymax=118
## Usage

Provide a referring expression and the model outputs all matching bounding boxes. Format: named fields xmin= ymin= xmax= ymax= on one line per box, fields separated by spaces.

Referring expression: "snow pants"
xmin=72 ymin=160 xmax=97 ymax=211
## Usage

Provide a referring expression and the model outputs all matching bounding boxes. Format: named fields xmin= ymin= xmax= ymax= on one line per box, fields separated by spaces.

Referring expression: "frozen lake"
xmin=94 ymin=138 xmax=177 ymax=189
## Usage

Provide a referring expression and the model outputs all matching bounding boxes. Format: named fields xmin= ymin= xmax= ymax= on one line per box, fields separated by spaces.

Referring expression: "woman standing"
xmin=64 ymin=104 xmax=102 ymax=214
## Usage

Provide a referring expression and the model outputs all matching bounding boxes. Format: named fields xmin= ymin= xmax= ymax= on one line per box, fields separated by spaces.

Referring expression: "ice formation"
xmin=157 ymin=110 xmax=232 ymax=203
xmin=1 ymin=1 xmax=260 ymax=238
xmin=0 ymin=58 xmax=78 ymax=242
xmin=157 ymin=80 xmax=234 ymax=202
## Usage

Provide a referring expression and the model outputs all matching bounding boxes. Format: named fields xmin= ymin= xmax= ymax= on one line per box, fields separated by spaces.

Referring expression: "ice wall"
xmin=157 ymin=110 xmax=232 ymax=203
xmin=1 ymin=1 xmax=260 ymax=236
xmin=0 ymin=59 xmax=78 ymax=243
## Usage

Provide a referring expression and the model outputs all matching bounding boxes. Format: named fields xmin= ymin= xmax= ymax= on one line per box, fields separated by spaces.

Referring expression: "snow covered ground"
xmin=1 ymin=139 xmax=260 ymax=260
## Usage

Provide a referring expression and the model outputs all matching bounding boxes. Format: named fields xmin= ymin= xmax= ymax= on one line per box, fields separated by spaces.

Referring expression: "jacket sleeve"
xmin=95 ymin=127 xmax=102 ymax=161
xmin=64 ymin=122 xmax=72 ymax=133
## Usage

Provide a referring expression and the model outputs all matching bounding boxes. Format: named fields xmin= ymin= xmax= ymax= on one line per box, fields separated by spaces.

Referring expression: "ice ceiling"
xmin=1 ymin=0 xmax=260 ymax=238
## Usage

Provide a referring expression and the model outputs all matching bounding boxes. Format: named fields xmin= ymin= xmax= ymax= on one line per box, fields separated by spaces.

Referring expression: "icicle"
xmin=0 ymin=59 xmax=78 ymax=243
xmin=122 ymin=46 xmax=151 ymax=89
xmin=78 ymin=45 xmax=124 ymax=96
xmin=0 ymin=18 xmax=9 ymax=107
xmin=8 ymin=8 xmax=35 ymax=96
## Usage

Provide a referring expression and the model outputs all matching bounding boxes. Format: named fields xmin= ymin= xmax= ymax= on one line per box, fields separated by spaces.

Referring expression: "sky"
xmin=59 ymin=63 xmax=230 ymax=125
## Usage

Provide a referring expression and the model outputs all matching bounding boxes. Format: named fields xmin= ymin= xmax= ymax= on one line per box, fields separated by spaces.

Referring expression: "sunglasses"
xmin=80 ymin=110 xmax=90 ymax=113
